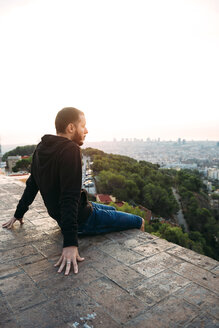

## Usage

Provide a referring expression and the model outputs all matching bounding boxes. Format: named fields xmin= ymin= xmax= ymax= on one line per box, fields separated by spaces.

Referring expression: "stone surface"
xmin=167 ymin=244 xmax=219 ymax=270
xmin=125 ymin=295 xmax=200 ymax=328
xmin=130 ymin=251 xmax=183 ymax=278
xmin=0 ymin=174 xmax=219 ymax=327
xmin=129 ymin=269 xmax=190 ymax=306
xmin=171 ymin=261 xmax=219 ymax=292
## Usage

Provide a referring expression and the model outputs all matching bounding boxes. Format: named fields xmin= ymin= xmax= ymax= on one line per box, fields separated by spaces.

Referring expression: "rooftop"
xmin=0 ymin=174 xmax=219 ymax=328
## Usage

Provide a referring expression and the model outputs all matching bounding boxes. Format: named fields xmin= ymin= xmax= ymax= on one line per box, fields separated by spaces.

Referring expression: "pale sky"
xmin=0 ymin=0 xmax=219 ymax=145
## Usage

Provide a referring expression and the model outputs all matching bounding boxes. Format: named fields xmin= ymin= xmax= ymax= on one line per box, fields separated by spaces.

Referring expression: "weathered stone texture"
xmin=0 ymin=175 xmax=219 ymax=327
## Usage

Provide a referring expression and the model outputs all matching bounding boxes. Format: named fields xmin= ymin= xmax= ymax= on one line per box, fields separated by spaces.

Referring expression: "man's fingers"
xmin=77 ymin=256 xmax=85 ymax=262
xmin=54 ymin=254 xmax=64 ymax=267
xmin=3 ymin=222 xmax=13 ymax=229
xmin=54 ymin=255 xmax=63 ymax=267
xmin=8 ymin=221 xmax=15 ymax=228
xmin=65 ymin=261 xmax=71 ymax=276
xmin=73 ymin=258 xmax=78 ymax=274
xmin=2 ymin=218 xmax=18 ymax=229
xmin=2 ymin=220 xmax=12 ymax=227
xmin=57 ymin=259 xmax=66 ymax=273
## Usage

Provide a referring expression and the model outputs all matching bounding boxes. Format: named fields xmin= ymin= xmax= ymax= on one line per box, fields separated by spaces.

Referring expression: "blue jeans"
xmin=78 ymin=202 xmax=142 ymax=235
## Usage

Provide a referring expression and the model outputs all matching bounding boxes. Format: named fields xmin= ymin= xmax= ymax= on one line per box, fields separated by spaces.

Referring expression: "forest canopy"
xmin=82 ymin=148 xmax=219 ymax=260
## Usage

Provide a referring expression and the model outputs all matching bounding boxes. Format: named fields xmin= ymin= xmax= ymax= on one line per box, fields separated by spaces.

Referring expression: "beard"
xmin=71 ymin=129 xmax=84 ymax=146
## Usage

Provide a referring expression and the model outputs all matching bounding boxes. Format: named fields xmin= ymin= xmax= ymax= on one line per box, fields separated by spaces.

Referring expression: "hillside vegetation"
xmin=83 ymin=148 xmax=219 ymax=260
xmin=83 ymin=148 xmax=179 ymax=218
xmin=2 ymin=145 xmax=36 ymax=161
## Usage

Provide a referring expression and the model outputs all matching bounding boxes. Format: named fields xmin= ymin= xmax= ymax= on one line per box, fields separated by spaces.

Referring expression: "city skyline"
xmin=0 ymin=0 xmax=219 ymax=145
xmin=1 ymin=135 xmax=219 ymax=150
xmin=1 ymin=137 xmax=219 ymax=156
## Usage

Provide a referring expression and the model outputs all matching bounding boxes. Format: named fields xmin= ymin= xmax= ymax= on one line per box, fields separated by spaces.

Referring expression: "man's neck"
xmin=57 ymin=133 xmax=72 ymax=141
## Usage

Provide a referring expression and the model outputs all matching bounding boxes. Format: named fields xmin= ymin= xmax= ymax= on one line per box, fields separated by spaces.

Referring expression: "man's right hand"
xmin=2 ymin=217 xmax=24 ymax=229
xmin=54 ymin=246 xmax=85 ymax=275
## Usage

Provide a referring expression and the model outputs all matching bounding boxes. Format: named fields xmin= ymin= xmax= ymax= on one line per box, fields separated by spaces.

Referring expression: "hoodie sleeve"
xmin=14 ymin=173 xmax=39 ymax=219
xmin=58 ymin=143 xmax=82 ymax=248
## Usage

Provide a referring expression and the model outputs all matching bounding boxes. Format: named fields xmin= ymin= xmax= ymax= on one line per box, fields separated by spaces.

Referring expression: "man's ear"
xmin=66 ymin=123 xmax=76 ymax=134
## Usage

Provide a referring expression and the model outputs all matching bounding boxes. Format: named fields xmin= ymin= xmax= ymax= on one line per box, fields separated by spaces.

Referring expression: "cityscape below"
xmin=83 ymin=138 xmax=219 ymax=164
xmin=1 ymin=138 xmax=219 ymax=186
xmin=82 ymin=139 xmax=219 ymax=188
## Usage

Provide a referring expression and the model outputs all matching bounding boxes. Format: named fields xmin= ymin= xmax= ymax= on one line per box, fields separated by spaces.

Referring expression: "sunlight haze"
xmin=0 ymin=0 xmax=219 ymax=145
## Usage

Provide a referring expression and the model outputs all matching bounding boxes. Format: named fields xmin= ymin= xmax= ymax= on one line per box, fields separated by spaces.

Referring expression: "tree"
xmin=176 ymin=170 xmax=203 ymax=192
xmin=12 ymin=157 xmax=32 ymax=173
xmin=109 ymin=201 xmax=146 ymax=219
xmin=195 ymin=208 xmax=213 ymax=232
xmin=212 ymin=193 xmax=219 ymax=200
xmin=143 ymin=183 xmax=179 ymax=217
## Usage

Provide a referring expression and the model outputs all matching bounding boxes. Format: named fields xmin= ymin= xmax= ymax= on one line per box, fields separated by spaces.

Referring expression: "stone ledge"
xmin=0 ymin=175 xmax=219 ymax=327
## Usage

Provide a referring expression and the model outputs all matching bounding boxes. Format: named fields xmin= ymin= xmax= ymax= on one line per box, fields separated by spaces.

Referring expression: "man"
xmin=2 ymin=107 xmax=144 ymax=276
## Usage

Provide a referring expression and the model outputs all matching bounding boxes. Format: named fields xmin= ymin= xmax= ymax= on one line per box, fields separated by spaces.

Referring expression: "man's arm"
xmin=58 ymin=143 xmax=82 ymax=247
xmin=2 ymin=173 xmax=39 ymax=229
xmin=54 ymin=143 xmax=85 ymax=275
xmin=14 ymin=174 xmax=39 ymax=219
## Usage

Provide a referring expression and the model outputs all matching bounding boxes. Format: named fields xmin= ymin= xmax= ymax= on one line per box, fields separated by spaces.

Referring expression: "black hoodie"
xmin=14 ymin=134 xmax=92 ymax=247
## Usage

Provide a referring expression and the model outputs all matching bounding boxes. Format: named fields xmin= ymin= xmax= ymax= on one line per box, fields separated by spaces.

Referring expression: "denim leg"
xmin=78 ymin=206 xmax=142 ymax=235
xmin=91 ymin=202 xmax=116 ymax=211
xmin=95 ymin=208 xmax=142 ymax=233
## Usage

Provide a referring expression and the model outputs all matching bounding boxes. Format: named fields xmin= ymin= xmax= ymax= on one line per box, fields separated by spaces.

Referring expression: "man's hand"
xmin=2 ymin=217 xmax=24 ymax=229
xmin=54 ymin=246 xmax=85 ymax=275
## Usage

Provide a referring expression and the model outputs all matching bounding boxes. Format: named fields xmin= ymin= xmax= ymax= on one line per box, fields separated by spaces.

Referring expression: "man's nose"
xmin=85 ymin=127 xmax=88 ymax=134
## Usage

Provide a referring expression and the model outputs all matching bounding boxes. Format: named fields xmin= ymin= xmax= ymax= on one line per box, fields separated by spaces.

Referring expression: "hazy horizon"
xmin=0 ymin=0 xmax=219 ymax=145
xmin=1 ymin=137 xmax=218 ymax=153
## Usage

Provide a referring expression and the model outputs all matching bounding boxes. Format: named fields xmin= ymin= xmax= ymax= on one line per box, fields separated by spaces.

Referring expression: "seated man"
xmin=2 ymin=107 xmax=144 ymax=276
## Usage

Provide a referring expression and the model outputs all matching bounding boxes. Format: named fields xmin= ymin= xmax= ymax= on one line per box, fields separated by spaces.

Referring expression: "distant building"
xmin=208 ymin=168 xmax=219 ymax=181
xmin=7 ymin=156 xmax=21 ymax=172
xmin=161 ymin=163 xmax=198 ymax=170
xmin=203 ymin=180 xmax=212 ymax=192
xmin=210 ymin=199 xmax=219 ymax=210
xmin=96 ymin=194 xmax=116 ymax=204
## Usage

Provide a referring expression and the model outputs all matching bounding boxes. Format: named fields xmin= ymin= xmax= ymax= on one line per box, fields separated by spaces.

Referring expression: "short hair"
xmin=55 ymin=107 xmax=84 ymax=133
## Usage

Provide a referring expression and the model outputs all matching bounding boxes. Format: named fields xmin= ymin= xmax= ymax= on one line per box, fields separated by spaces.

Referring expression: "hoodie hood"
xmin=36 ymin=134 xmax=73 ymax=167
xmin=41 ymin=134 xmax=71 ymax=147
